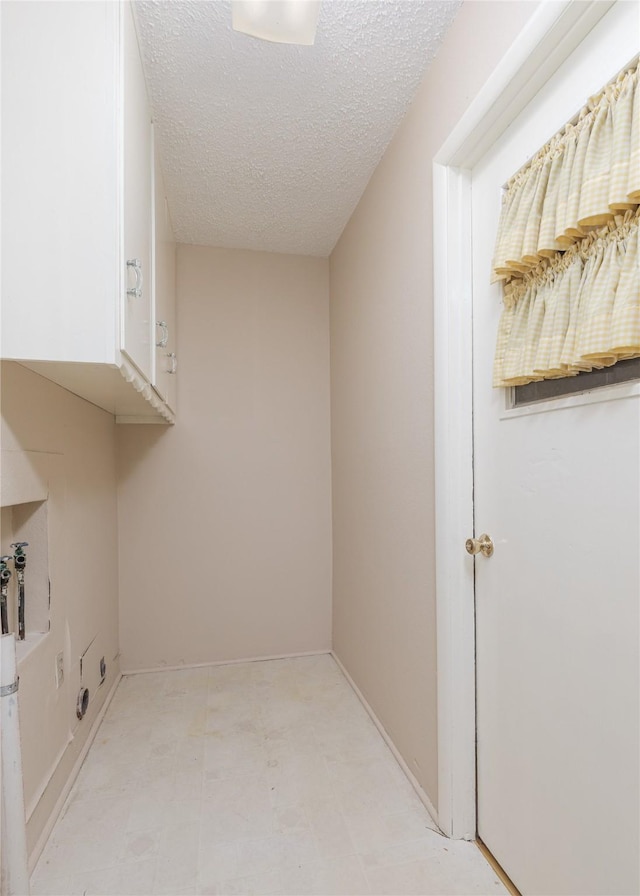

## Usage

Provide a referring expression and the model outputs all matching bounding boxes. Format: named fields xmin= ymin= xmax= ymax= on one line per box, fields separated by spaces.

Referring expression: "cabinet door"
xmin=153 ymin=154 xmax=177 ymax=413
xmin=1 ymin=1 xmax=118 ymax=364
xmin=122 ymin=2 xmax=153 ymax=382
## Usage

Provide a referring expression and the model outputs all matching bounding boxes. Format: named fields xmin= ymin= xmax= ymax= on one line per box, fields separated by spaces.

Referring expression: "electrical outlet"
xmin=55 ymin=652 xmax=64 ymax=688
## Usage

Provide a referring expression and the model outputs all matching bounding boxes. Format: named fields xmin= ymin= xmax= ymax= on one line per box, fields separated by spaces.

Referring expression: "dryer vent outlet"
xmin=76 ymin=687 xmax=89 ymax=720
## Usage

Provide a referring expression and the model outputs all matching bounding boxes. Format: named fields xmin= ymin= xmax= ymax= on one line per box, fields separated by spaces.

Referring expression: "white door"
xmin=471 ymin=5 xmax=640 ymax=895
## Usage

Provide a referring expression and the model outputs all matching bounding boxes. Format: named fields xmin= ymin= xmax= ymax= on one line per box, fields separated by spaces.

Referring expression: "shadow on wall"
xmin=115 ymin=424 xmax=170 ymax=485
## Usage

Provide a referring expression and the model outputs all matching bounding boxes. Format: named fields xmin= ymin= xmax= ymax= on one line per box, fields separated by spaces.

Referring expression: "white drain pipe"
xmin=1 ymin=634 xmax=30 ymax=896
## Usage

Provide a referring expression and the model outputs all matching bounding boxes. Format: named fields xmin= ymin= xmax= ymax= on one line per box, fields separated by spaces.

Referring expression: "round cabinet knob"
xmin=465 ymin=534 xmax=494 ymax=558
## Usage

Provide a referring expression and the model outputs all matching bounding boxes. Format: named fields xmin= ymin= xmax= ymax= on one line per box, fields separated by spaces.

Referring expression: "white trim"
xmin=433 ymin=161 xmax=476 ymax=840
xmin=432 ymin=0 xmax=615 ymax=841
xmin=331 ymin=651 xmax=440 ymax=831
xmin=117 ymin=358 xmax=175 ymax=424
xmin=121 ymin=648 xmax=331 ymax=676
xmin=435 ymin=1 xmax=616 ymax=169
xmin=502 ymin=380 xmax=640 ymax=420
xmin=28 ymin=671 xmax=123 ymax=873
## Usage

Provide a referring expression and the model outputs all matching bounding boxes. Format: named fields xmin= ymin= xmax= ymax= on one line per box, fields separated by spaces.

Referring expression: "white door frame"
xmin=432 ymin=0 xmax=616 ymax=840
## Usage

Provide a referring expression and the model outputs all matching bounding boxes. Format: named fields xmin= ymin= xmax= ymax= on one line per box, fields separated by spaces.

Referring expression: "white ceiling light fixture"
xmin=232 ymin=0 xmax=321 ymax=46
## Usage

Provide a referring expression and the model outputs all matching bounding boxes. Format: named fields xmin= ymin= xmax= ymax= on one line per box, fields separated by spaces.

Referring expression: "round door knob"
xmin=465 ymin=534 xmax=494 ymax=558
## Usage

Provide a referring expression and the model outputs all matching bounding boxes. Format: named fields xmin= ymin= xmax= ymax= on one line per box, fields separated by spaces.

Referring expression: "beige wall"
xmin=330 ymin=0 xmax=538 ymax=810
xmin=1 ymin=3 xmax=542 ymax=860
xmin=1 ymin=361 xmax=119 ymax=857
xmin=117 ymin=246 xmax=332 ymax=671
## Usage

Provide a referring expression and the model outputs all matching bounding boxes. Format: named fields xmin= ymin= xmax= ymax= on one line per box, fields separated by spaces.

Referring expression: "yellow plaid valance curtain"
xmin=492 ymin=60 xmax=640 ymax=388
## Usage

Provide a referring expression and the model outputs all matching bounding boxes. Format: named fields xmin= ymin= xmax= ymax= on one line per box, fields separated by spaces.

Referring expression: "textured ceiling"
xmin=134 ymin=0 xmax=461 ymax=256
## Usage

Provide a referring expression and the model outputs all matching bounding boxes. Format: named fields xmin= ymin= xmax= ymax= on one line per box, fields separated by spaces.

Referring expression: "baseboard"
xmin=121 ymin=648 xmax=332 ymax=677
xmin=330 ymin=650 xmax=441 ymax=832
xmin=28 ymin=670 xmax=123 ymax=874
xmin=477 ymin=840 xmax=521 ymax=896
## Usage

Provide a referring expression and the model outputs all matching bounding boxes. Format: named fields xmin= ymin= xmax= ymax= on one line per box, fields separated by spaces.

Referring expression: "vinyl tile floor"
xmin=31 ymin=654 xmax=507 ymax=896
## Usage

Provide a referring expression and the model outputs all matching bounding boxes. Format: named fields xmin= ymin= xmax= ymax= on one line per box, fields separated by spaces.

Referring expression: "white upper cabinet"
xmin=123 ymin=3 xmax=154 ymax=385
xmin=1 ymin=1 xmax=118 ymax=366
xmin=153 ymin=154 xmax=178 ymax=415
xmin=1 ymin=1 xmax=175 ymax=423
